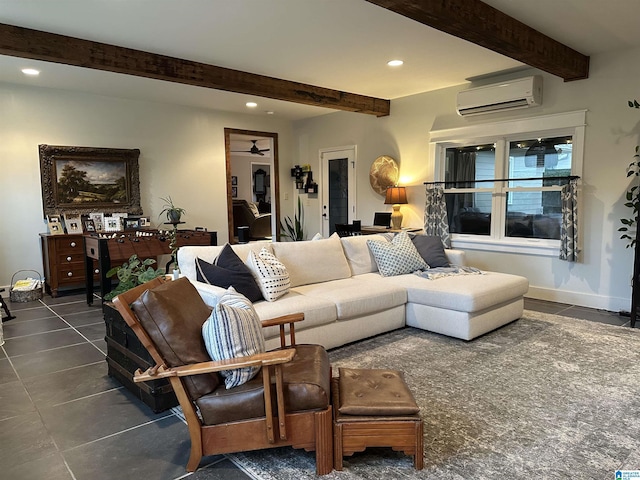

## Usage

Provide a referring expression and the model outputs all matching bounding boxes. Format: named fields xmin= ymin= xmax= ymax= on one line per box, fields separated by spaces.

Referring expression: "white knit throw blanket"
xmin=414 ymin=265 xmax=483 ymax=280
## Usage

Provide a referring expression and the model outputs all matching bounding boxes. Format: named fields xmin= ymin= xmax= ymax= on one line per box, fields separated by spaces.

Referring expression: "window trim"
xmin=429 ymin=111 xmax=586 ymax=256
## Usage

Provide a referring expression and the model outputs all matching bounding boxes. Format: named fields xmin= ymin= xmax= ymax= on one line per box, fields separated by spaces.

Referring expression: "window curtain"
xmin=424 ymin=184 xmax=451 ymax=248
xmin=559 ymin=178 xmax=579 ymax=262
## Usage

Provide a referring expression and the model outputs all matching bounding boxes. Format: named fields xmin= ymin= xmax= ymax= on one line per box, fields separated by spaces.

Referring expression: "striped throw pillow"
xmin=202 ymin=287 xmax=265 ymax=389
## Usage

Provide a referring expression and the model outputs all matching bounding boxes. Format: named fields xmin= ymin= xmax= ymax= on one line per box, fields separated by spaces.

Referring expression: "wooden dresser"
xmin=40 ymin=233 xmax=99 ymax=297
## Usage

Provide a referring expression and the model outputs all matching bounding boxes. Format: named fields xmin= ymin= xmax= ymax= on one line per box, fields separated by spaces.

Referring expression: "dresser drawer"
xmin=53 ymin=236 xmax=84 ymax=255
xmin=55 ymin=263 xmax=88 ymax=284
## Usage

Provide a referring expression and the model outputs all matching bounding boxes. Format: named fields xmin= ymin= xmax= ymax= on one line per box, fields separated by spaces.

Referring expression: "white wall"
xmin=293 ymin=46 xmax=640 ymax=312
xmin=0 ymin=83 xmax=294 ymax=287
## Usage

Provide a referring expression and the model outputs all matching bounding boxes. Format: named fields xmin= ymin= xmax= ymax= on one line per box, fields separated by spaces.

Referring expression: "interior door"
xmin=320 ymin=146 xmax=356 ymax=237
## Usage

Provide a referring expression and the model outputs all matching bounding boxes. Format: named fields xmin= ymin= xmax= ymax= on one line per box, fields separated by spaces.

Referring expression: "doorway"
xmin=320 ymin=146 xmax=357 ymax=237
xmin=224 ymin=128 xmax=280 ymax=243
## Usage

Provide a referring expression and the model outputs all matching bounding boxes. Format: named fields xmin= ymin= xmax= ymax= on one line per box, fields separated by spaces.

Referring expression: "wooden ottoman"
xmin=332 ymin=368 xmax=423 ymax=470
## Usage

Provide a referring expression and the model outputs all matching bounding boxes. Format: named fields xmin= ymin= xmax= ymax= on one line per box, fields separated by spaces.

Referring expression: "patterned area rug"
xmin=227 ymin=310 xmax=640 ymax=479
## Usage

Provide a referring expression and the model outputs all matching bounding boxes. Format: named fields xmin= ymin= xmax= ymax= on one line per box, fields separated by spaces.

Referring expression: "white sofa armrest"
xmin=445 ymin=248 xmax=466 ymax=267
xmin=187 ymin=279 xmax=226 ymax=307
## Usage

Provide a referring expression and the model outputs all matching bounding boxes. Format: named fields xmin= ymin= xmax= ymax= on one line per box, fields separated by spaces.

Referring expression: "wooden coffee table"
xmin=332 ymin=368 xmax=423 ymax=470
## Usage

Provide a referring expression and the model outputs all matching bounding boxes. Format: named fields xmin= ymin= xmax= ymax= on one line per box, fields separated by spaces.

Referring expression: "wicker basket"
xmin=10 ymin=270 xmax=44 ymax=303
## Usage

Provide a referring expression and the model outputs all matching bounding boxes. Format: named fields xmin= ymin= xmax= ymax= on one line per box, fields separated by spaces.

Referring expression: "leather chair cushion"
xmin=196 ymin=344 xmax=331 ymax=425
xmin=338 ymin=368 xmax=419 ymax=416
xmin=131 ymin=277 xmax=220 ymax=399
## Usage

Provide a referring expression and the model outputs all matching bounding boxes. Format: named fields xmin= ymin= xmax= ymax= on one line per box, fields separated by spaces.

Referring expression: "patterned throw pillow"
xmin=201 ymin=287 xmax=265 ymax=389
xmin=246 ymin=247 xmax=291 ymax=301
xmin=367 ymin=231 xmax=428 ymax=277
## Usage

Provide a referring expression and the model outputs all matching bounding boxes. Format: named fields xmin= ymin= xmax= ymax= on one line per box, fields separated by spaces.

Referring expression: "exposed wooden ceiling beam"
xmin=365 ymin=0 xmax=589 ymax=81
xmin=0 ymin=23 xmax=390 ymax=117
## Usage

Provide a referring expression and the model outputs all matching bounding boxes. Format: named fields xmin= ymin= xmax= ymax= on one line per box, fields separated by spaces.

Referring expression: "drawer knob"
xmin=67 ymin=256 xmax=72 ymax=262
xmin=94 ymin=269 xmax=100 ymax=274
xmin=67 ymin=272 xmax=73 ymax=277
xmin=70 ymin=242 xmax=77 ymax=247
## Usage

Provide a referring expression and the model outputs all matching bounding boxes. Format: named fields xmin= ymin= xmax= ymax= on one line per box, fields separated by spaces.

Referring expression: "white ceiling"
xmin=2 ymin=0 xmax=640 ymax=121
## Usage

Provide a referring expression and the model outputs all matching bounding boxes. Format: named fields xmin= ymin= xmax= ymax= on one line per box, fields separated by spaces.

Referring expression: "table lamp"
xmin=384 ymin=186 xmax=408 ymax=230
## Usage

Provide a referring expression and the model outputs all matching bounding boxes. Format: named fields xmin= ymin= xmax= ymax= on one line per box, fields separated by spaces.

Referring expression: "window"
xmin=431 ymin=111 xmax=585 ymax=256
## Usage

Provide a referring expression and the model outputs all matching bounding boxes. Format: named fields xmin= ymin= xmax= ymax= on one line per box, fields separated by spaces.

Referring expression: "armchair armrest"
xmin=134 ymin=348 xmax=296 ymax=382
xmin=261 ymin=312 xmax=304 ymax=348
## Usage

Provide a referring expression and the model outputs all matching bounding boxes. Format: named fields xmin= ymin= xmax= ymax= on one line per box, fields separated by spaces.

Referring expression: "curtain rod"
xmin=423 ymin=175 xmax=580 ymax=186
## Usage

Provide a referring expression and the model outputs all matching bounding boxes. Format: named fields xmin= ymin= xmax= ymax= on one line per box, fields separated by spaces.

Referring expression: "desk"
xmin=360 ymin=226 xmax=423 ymax=235
xmin=83 ymin=230 xmax=216 ymax=304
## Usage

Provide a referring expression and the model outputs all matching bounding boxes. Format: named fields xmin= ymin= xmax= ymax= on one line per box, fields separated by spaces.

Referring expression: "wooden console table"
xmin=83 ymin=229 xmax=216 ymax=304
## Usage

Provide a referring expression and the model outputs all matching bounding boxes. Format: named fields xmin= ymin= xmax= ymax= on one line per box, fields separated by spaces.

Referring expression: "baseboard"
xmin=526 ymin=286 xmax=630 ymax=313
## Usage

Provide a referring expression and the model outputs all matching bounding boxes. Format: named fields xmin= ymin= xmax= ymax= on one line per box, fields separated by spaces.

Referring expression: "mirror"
xmin=224 ymin=128 xmax=280 ymax=244
xmin=253 ymin=168 xmax=267 ymax=201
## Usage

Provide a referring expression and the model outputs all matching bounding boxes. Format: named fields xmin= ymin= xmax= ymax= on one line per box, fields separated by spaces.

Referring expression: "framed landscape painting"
xmin=39 ymin=144 xmax=142 ymax=217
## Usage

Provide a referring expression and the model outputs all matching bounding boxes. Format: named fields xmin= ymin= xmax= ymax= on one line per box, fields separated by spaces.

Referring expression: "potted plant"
xmin=619 ymin=148 xmax=640 ymax=248
xmin=281 ymin=197 xmax=305 ymax=241
xmin=159 ymin=196 xmax=186 ymax=223
xmin=103 ymin=254 xmax=165 ymax=301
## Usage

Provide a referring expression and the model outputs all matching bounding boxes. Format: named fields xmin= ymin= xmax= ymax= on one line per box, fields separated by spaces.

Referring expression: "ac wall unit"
xmin=456 ymin=76 xmax=542 ymax=116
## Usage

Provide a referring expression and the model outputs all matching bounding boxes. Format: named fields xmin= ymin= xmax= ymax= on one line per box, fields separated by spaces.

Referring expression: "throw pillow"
xmin=246 ymin=247 xmax=291 ymax=301
xmin=411 ymin=235 xmax=450 ymax=268
xmin=367 ymin=231 xmax=428 ymax=277
xmin=248 ymin=202 xmax=260 ymax=217
xmin=195 ymin=244 xmax=263 ymax=302
xmin=201 ymin=287 xmax=265 ymax=389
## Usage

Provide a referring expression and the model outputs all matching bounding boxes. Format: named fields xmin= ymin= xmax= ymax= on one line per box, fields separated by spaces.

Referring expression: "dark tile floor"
xmin=0 ymin=292 xmax=631 ymax=479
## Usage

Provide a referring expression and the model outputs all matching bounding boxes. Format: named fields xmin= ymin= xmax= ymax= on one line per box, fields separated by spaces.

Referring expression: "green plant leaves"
xmin=103 ymin=254 xmax=164 ymax=301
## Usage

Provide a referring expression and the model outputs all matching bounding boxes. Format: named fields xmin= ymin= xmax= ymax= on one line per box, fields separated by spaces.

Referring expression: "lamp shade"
xmin=384 ymin=186 xmax=408 ymax=205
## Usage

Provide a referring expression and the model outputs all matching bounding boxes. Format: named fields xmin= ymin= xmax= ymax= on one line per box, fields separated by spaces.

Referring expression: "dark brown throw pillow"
xmin=411 ymin=235 xmax=450 ymax=268
xmin=195 ymin=244 xmax=263 ymax=302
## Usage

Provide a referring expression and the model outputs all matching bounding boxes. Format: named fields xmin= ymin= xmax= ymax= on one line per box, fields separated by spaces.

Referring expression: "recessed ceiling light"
xmin=387 ymin=60 xmax=403 ymax=67
xmin=246 ymin=102 xmax=258 ymax=108
xmin=265 ymin=111 xmax=275 ymax=115
xmin=21 ymin=68 xmax=40 ymax=76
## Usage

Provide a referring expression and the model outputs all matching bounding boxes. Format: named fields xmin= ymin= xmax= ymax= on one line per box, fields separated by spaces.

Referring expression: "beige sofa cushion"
xmin=293 ymin=277 xmax=406 ymax=320
xmin=340 ymin=234 xmax=388 ymax=275
xmin=374 ymin=271 xmax=529 ymax=313
xmin=272 ymin=234 xmax=351 ymax=287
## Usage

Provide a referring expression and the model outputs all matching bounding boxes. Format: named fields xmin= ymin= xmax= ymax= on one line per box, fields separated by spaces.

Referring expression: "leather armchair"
xmin=113 ymin=277 xmax=333 ymax=475
xmin=233 ymin=199 xmax=272 ymax=239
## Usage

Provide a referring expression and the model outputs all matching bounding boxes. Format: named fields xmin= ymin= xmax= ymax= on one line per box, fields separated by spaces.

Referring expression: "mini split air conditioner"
xmin=456 ymin=76 xmax=542 ymax=116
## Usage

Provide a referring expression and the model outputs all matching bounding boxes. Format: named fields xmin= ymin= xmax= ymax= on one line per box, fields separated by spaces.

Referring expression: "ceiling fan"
xmin=232 ymin=140 xmax=270 ymax=156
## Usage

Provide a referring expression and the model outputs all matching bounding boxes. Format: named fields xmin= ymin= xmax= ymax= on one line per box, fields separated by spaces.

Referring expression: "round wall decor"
xmin=369 ymin=155 xmax=399 ymax=195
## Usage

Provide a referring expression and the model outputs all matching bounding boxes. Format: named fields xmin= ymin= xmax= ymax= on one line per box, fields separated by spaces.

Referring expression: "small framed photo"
xmin=48 ymin=221 xmax=64 ymax=235
xmin=139 ymin=217 xmax=150 ymax=227
xmin=231 ymin=176 xmax=238 ymax=186
xmin=104 ymin=216 xmax=122 ymax=232
xmin=232 ymin=186 xmax=238 ymax=198
xmin=124 ymin=217 xmax=141 ymax=230
xmin=89 ymin=212 xmax=105 ymax=231
xmin=64 ymin=214 xmax=83 ymax=234
xmin=83 ymin=218 xmax=96 ymax=232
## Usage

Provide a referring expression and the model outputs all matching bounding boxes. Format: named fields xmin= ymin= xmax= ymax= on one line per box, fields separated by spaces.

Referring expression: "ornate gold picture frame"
xmin=39 ymin=144 xmax=142 ymax=217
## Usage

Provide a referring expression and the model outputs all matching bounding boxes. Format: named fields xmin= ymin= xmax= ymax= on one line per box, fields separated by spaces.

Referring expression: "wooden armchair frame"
xmin=112 ymin=278 xmax=333 ymax=474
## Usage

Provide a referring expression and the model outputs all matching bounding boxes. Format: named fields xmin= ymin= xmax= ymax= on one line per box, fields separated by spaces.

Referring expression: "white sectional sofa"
xmin=177 ymin=234 xmax=529 ymax=350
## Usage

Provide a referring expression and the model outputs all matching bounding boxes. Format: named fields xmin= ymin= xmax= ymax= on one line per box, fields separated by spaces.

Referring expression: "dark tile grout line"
xmin=40 ymin=300 xmax=109 ymax=356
